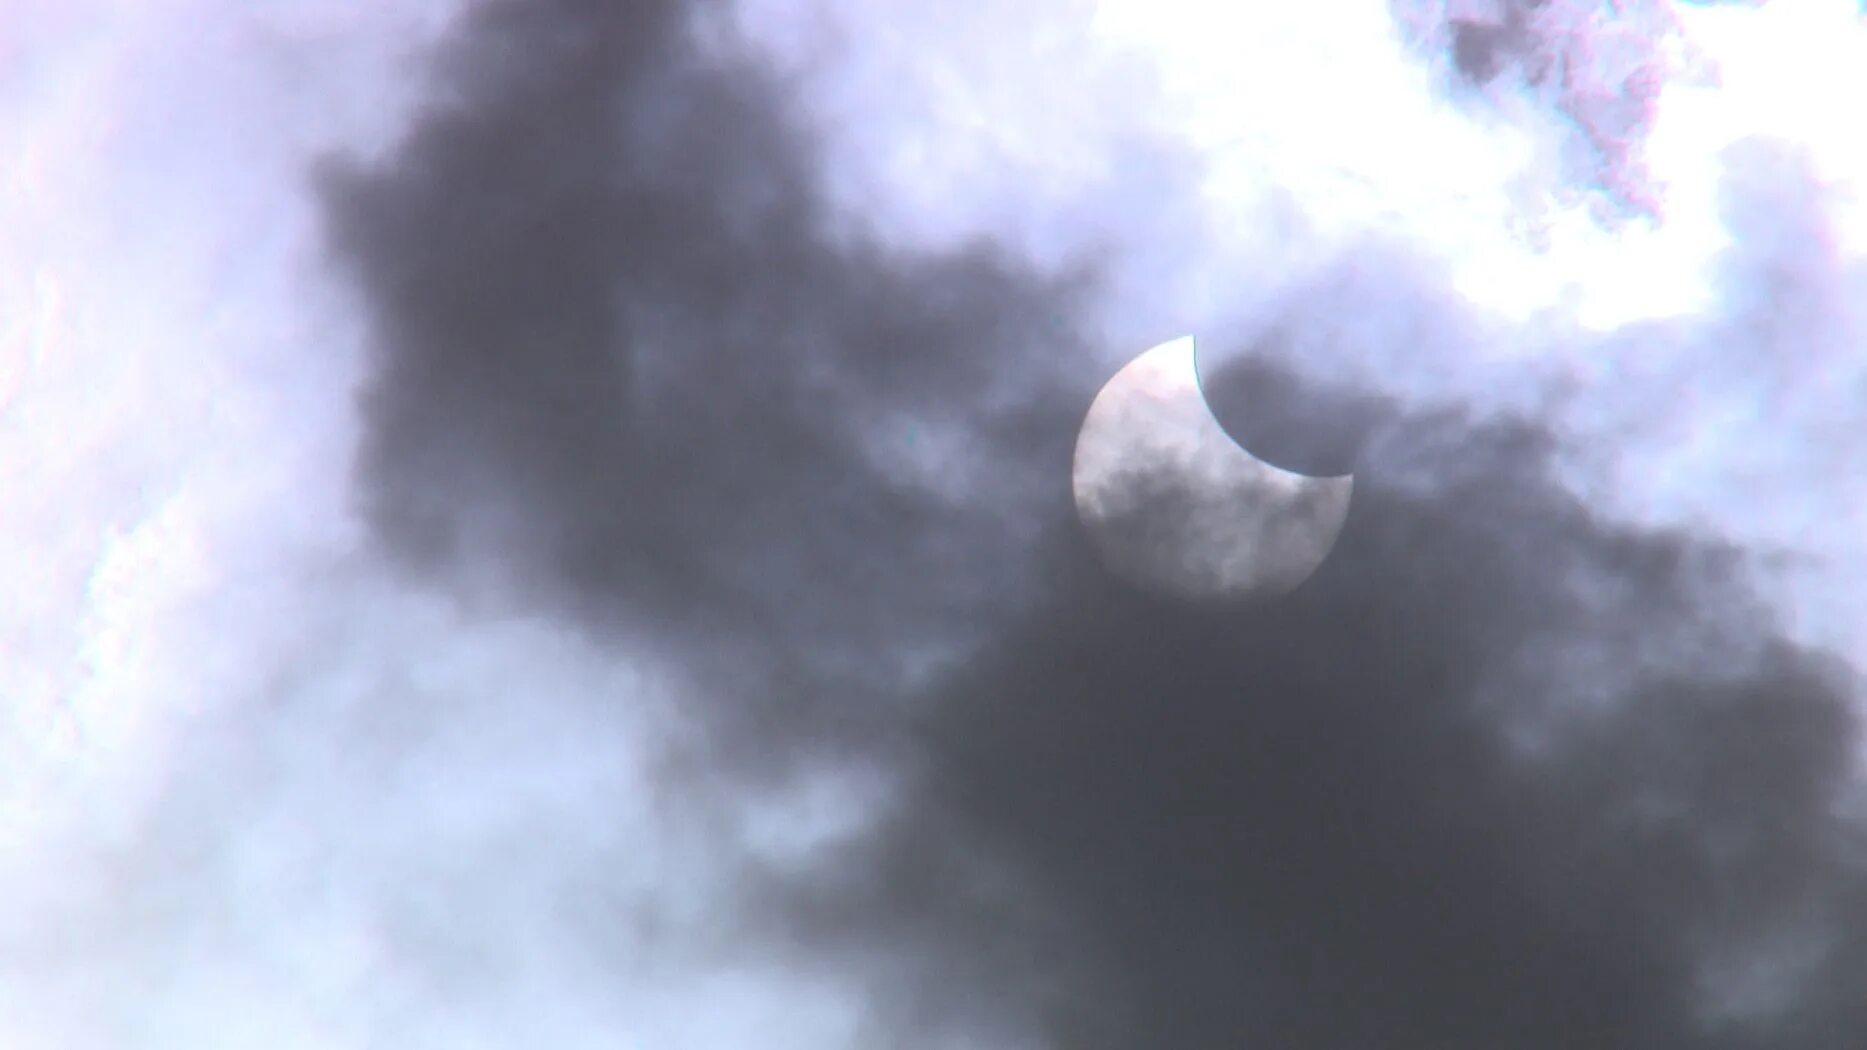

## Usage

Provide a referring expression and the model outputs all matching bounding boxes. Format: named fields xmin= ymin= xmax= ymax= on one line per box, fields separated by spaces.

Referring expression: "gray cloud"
xmin=306 ymin=1 xmax=1867 ymax=1047
xmin=316 ymin=0 xmax=1101 ymax=729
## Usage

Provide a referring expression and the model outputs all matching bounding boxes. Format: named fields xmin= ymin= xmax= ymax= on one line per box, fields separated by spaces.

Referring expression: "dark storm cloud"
xmin=314 ymin=0 xmax=1105 ymax=763
xmin=814 ymin=423 xmax=1867 ymax=1049
xmin=317 ymin=2 xmax=1867 ymax=1048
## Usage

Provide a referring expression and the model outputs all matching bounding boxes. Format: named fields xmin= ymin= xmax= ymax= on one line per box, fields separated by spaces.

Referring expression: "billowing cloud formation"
xmin=318 ymin=0 xmax=1100 ymax=696
xmin=9 ymin=0 xmax=1867 ymax=1047
xmin=313 ymin=1 xmax=1867 ymax=1047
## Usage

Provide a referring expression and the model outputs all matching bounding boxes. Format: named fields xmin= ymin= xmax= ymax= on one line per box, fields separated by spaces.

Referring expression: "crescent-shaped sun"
xmin=1071 ymin=336 xmax=1354 ymax=601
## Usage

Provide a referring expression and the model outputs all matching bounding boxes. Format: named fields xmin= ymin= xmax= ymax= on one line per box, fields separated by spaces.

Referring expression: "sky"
xmin=5 ymin=1 xmax=1867 ymax=1047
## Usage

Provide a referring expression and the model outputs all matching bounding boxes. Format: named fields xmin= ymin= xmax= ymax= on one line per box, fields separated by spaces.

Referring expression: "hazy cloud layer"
xmin=9 ymin=0 xmax=1867 ymax=1047
xmin=314 ymin=1 xmax=1867 ymax=1047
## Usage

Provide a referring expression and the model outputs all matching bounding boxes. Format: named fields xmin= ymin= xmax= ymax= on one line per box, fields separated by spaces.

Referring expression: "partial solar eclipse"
xmin=1071 ymin=336 xmax=1353 ymax=601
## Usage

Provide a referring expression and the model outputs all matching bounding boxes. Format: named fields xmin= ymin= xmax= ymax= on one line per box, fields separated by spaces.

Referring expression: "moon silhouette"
xmin=1071 ymin=336 xmax=1353 ymax=601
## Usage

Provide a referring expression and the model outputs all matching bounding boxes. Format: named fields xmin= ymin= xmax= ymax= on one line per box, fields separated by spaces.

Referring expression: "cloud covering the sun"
xmin=4 ymin=1 xmax=1867 ymax=1048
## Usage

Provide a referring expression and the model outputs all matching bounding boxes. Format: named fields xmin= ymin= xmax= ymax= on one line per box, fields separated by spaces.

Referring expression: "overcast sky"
xmin=6 ymin=1 xmax=1867 ymax=1047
